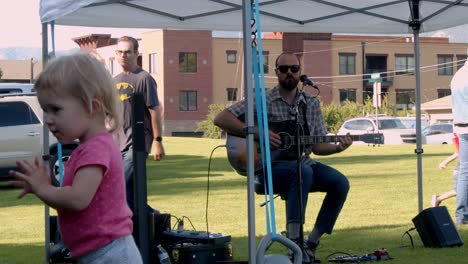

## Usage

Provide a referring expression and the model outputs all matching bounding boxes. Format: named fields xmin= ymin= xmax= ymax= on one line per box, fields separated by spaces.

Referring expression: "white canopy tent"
xmin=40 ymin=1 xmax=468 ymax=263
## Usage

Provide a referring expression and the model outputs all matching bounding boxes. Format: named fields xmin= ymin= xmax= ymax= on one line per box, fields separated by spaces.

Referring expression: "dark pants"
xmin=121 ymin=147 xmax=154 ymax=214
xmin=268 ymin=160 xmax=349 ymax=234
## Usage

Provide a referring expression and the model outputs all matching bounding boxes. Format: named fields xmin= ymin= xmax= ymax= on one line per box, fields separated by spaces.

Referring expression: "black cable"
xmin=400 ymin=227 xmax=416 ymax=248
xmin=205 ymin=144 xmax=227 ymax=236
xmin=325 ymin=251 xmax=355 ymax=260
xmin=182 ymin=215 xmax=197 ymax=231
xmin=170 ymin=215 xmax=182 ymax=231
xmin=251 ymin=17 xmax=257 ymax=46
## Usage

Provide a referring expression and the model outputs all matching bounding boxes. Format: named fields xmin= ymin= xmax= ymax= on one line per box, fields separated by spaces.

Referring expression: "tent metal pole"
xmin=42 ymin=22 xmax=51 ymax=264
xmin=410 ymin=0 xmax=424 ymax=213
xmin=242 ymin=0 xmax=256 ymax=263
xmin=413 ymin=31 xmax=424 ymax=213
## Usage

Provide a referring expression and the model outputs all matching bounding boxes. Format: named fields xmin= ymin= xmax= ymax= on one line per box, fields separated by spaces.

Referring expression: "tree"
xmin=196 ymin=103 xmax=227 ymax=139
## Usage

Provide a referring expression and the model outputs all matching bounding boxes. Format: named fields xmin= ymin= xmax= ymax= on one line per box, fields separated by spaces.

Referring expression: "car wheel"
xmin=50 ymin=148 xmax=73 ymax=187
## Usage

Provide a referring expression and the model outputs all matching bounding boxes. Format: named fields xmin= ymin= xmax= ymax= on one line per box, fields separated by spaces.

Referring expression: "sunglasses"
xmin=277 ymin=65 xmax=300 ymax=74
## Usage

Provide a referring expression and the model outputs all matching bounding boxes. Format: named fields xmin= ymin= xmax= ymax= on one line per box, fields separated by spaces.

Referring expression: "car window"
xmin=440 ymin=124 xmax=453 ymax=132
xmin=378 ymin=119 xmax=407 ymax=129
xmin=0 ymin=101 xmax=40 ymax=127
xmin=0 ymin=88 xmax=24 ymax=94
xmin=344 ymin=120 xmax=373 ymax=130
xmin=422 ymin=126 xmax=430 ymax=136
xmin=0 ymin=83 xmax=35 ymax=94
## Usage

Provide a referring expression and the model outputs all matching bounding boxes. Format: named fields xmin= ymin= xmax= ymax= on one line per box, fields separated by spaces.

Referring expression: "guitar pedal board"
xmin=161 ymin=229 xmax=231 ymax=245
xmin=160 ymin=230 xmax=233 ymax=264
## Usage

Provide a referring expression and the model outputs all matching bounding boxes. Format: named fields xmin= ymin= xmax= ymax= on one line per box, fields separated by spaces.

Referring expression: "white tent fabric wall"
xmin=39 ymin=1 xmax=468 ymax=263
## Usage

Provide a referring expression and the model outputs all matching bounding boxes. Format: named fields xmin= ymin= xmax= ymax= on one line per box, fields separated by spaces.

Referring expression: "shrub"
xmin=196 ymin=103 xmax=227 ymax=139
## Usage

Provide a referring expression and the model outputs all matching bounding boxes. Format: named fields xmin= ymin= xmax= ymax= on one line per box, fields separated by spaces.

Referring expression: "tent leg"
xmin=42 ymin=22 xmax=51 ymax=264
xmin=413 ymin=30 xmax=424 ymax=213
xmin=242 ymin=0 xmax=256 ymax=263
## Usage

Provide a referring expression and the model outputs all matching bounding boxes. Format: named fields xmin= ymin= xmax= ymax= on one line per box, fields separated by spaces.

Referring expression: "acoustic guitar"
xmin=226 ymin=121 xmax=384 ymax=176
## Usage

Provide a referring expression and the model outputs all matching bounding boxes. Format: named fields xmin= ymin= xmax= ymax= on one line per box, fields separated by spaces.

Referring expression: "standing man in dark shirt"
xmin=114 ymin=36 xmax=165 ymax=212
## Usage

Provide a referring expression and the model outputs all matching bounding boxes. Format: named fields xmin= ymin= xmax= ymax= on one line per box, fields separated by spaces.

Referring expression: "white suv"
xmin=0 ymin=94 xmax=77 ymax=185
xmin=338 ymin=116 xmax=416 ymax=144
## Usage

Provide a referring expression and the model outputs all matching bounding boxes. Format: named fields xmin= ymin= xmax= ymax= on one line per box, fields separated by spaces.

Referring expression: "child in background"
xmin=9 ymin=53 xmax=142 ymax=263
xmin=431 ymin=133 xmax=459 ymax=207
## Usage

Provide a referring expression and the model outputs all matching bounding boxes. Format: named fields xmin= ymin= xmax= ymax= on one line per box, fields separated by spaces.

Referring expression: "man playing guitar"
xmin=214 ymin=52 xmax=353 ymax=263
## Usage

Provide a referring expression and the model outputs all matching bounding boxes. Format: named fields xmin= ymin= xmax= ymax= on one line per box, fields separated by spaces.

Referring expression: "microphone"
xmin=300 ymin=75 xmax=318 ymax=89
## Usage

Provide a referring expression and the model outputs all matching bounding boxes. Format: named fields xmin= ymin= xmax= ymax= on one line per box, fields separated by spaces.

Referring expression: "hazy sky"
xmin=2 ymin=0 xmax=467 ymax=51
xmin=0 ymin=0 xmax=149 ymax=50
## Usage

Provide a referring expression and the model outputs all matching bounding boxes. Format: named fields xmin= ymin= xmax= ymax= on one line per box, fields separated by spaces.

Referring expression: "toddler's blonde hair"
xmin=34 ymin=53 xmax=122 ymax=132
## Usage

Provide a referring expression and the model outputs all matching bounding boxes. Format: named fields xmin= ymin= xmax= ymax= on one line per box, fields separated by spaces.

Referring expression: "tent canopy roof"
xmin=40 ymin=0 xmax=468 ymax=34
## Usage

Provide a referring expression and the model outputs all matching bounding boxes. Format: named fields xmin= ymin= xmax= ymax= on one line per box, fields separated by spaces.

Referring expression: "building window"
xmin=149 ymin=53 xmax=157 ymax=73
xmin=262 ymin=51 xmax=269 ymax=74
xmin=339 ymin=54 xmax=356 ymax=75
xmin=179 ymin=90 xmax=197 ymax=111
xmin=396 ymin=89 xmax=414 ymax=110
xmin=226 ymin=50 xmax=237 ymax=64
xmin=226 ymin=88 xmax=238 ymax=101
xmin=437 ymin=89 xmax=451 ymax=98
xmin=179 ymin=52 xmax=197 ymax=73
xmin=339 ymin=88 xmax=356 ymax=105
xmin=395 ymin=55 xmax=414 ymax=75
xmin=456 ymin=55 xmax=467 ymax=71
xmin=438 ymin=55 xmax=453 ymax=76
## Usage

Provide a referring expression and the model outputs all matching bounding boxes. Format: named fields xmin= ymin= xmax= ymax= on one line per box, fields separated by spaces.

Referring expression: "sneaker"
xmin=431 ymin=195 xmax=441 ymax=207
xmin=288 ymin=239 xmax=321 ymax=263
xmin=305 ymin=240 xmax=321 ymax=263
xmin=50 ymin=242 xmax=75 ymax=263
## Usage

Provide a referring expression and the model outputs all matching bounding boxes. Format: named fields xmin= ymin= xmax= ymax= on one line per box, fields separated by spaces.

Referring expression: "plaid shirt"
xmin=227 ymin=85 xmax=327 ymax=147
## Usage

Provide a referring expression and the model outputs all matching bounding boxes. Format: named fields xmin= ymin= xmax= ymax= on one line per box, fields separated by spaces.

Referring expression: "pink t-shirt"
xmin=58 ymin=132 xmax=133 ymax=258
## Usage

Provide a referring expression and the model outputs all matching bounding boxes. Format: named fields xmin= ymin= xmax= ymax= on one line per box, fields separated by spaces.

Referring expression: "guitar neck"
xmin=297 ymin=134 xmax=363 ymax=145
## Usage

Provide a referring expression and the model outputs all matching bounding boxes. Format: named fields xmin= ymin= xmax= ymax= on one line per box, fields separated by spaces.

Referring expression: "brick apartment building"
xmin=9 ymin=30 xmax=467 ymax=136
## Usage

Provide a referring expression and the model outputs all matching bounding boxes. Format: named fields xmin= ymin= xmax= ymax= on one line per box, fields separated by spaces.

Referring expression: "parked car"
xmin=338 ymin=116 xmax=415 ymax=144
xmin=398 ymin=116 xmax=430 ymax=130
xmin=422 ymin=123 xmax=454 ymax=144
xmin=0 ymin=94 xmax=78 ymax=185
xmin=0 ymin=83 xmax=35 ymax=94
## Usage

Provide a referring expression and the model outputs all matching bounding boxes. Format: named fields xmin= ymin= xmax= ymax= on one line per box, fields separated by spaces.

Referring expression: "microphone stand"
xmin=292 ymin=89 xmax=311 ymax=264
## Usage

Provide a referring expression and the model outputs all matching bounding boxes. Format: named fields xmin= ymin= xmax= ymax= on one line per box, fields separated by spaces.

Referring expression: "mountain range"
xmin=1 ymin=26 xmax=468 ymax=60
xmin=0 ymin=47 xmax=79 ymax=60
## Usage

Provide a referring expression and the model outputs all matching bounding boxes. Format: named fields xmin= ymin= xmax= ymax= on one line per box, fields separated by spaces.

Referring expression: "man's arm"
xmin=214 ymin=109 xmax=247 ymax=137
xmin=214 ymin=109 xmax=282 ymax=148
xmin=149 ymin=105 xmax=165 ymax=161
xmin=311 ymin=134 xmax=353 ymax=156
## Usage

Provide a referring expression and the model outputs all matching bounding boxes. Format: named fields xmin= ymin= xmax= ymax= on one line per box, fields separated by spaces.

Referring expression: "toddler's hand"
xmin=9 ymin=157 xmax=51 ymax=199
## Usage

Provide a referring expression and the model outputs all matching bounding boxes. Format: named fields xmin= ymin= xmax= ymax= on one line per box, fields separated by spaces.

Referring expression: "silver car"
xmin=422 ymin=123 xmax=454 ymax=144
xmin=0 ymin=94 xmax=77 ymax=185
xmin=338 ymin=116 xmax=416 ymax=144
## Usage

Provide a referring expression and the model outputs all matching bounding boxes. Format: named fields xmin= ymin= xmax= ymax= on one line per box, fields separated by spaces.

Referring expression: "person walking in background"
xmin=214 ymin=52 xmax=352 ymax=262
xmin=431 ymin=133 xmax=459 ymax=207
xmin=9 ymin=53 xmax=141 ymax=263
xmin=114 ymin=36 xmax=165 ymax=213
xmin=451 ymin=50 xmax=468 ymax=225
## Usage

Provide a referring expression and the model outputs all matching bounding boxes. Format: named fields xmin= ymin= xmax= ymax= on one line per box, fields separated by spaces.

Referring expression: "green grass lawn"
xmin=1 ymin=137 xmax=467 ymax=263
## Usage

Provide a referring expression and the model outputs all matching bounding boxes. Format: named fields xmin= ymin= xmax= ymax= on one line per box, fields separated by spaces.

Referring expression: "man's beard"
xmin=280 ymin=77 xmax=299 ymax=91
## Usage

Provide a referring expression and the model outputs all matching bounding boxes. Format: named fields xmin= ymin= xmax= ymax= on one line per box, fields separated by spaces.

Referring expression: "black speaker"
xmin=412 ymin=206 xmax=464 ymax=247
